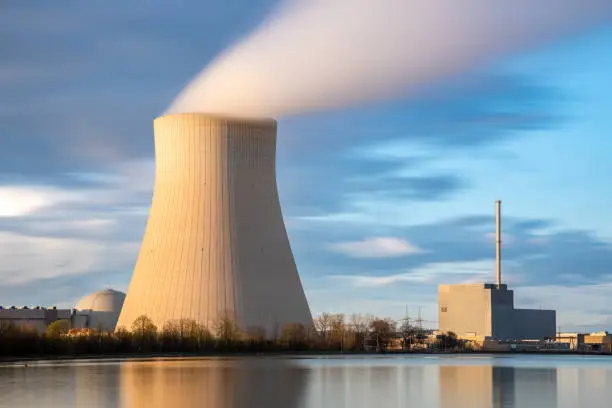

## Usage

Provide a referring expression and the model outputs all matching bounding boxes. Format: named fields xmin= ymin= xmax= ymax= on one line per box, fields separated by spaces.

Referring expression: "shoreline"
xmin=2 ymin=349 xmax=611 ymax=364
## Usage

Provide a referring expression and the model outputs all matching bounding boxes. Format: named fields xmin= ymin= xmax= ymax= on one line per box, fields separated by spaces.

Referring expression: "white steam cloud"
xmin=167 ymin=0 xmax=612 ymax=118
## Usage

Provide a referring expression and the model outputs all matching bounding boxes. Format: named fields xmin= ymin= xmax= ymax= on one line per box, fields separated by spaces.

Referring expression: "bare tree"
xmin=214 ymin=314 xmax=241 ymax=343
xmin=132 ymin=315 xmax=157 ymax=336
xmin=131 ymin=315 xmax=157 ymax=351
xmin=314 ymin=312 xmax=333 ymax=340
xmin=348 ymin=313 xmax=369 ymax=351
xmin=399 ymin=320 xmax=418 ymax=351
xmin=369 ymin=319 xmax=395 ymax=352
xmin=330 ymin=314 xmax=346 ymax=350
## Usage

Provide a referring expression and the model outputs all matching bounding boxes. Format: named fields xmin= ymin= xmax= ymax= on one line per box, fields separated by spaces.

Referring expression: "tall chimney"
xmin=496 ymin=200 xmax=502 ymax=288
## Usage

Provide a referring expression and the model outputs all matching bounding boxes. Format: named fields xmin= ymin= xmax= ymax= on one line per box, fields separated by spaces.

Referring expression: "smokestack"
xmin=496 ymin=200 xmax=502 ymax=288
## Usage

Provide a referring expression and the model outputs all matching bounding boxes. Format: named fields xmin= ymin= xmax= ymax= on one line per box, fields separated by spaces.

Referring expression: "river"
xmin=1 ymin=354 xmax=612 ymax=407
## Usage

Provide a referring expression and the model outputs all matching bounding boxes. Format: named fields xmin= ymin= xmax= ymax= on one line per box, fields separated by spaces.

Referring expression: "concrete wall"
xmin=511 ymin=309 xmax=556 ymax=340
xmin=438 ymin=284 xmax=492 ymax=338
xmin=117 ymin=114 xmax=312 ymax=335
xmin=490 ymin=285 xmax=517 ymax=340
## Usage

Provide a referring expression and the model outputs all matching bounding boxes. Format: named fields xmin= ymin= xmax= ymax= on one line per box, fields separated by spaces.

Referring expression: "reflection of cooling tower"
xmin=120 ymin=359 xmax=306 ymax=408
xmin=116 ymin=113 xmax=312 ymax=334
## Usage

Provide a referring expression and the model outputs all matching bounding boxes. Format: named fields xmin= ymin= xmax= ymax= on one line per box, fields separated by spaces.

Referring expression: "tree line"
xmin=0 ymin=312 xmax=467 ymax=358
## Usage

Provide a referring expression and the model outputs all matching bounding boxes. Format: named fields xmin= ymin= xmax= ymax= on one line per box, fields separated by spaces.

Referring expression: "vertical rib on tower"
xmin=116 ymin=113 xmax=312 ymax=335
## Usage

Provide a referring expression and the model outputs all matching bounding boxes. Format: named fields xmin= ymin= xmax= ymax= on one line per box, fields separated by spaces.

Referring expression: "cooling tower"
xmin=116 ymin=113 xmax=312 ymax=335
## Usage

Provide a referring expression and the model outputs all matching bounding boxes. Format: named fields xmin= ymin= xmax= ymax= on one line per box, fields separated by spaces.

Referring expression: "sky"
xmin=1 ymin=0 xmax=611 ymax=332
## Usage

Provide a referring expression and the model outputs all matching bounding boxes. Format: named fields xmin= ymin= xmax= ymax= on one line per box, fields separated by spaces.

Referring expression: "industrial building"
xmin=0 ymin=306 xmax=72 ymax=333
xmin=556 ymin=332 xmax=612 ymax=352
xmin=0 ymin=288 xmax=126 ymax=333
xmin=438 ymin=201 xmax=556 ymax=341
xmin=117 ymin=114 xmax=313 ymax=335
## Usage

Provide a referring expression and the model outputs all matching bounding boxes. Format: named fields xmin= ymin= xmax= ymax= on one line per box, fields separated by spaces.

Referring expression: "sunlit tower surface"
xmin=116 ymin=113 xmax=313 ymax=335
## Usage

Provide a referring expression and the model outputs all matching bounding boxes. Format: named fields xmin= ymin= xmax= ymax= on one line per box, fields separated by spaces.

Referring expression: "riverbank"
xmin=3 ymin=349 xmax=611 ymax=364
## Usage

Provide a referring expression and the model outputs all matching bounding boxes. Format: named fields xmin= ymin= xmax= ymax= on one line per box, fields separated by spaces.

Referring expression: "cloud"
xmin=0 ymin=231 xmax=138 ymax=285
xmin=329 ymin=259 xmax=514 ymax=287
xmin=328 ymin=237 xmax=424 ymax=258
xmin=0 ymin=186 xmax=84 ymax=217
xmin=276 ymin=74 xmax=561 ymax=218
xmin=0 ymin=272 xmax=131 ymax=310
xmin=291 ymin=213 xmax=612 ymax=290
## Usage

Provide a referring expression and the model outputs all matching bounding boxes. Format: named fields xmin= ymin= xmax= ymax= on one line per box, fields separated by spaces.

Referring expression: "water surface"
xmin=1 ymin=355 xmax=612 ymax=407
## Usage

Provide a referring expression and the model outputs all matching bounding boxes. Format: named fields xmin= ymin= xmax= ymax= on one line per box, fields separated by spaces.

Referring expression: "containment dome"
xmin=74 ymin=289 xmax=126 ymax=332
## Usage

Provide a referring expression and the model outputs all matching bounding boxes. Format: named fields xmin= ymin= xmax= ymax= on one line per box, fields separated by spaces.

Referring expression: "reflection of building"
xmin=0 ymin=306 xmax=71 ymax=333
xmin=558 ymin=367 xmax=612 ymax=406
xmin=492 ymin=367 xmax=515 ymax=407
xmin=438 ymin=201 xmax=556 ymax=342
xmin=439 ymin=366 xmax=494 ymax=407
xmin=117 ymin=114 xmax=312 ymax=335
xmin=513 ymin=368 xmax=557 ymax=408
xmin=119 ymin=359 xmax=305 ymax=408
xmin=439 ymin=363 xmax=557 ymax=408
xmin=72 ymin=289 xmax=126 ymax=332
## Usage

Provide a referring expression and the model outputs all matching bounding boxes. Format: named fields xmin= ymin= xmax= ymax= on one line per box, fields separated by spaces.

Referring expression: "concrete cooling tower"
xmin=116 ymin=113 xmax=312 ymax=335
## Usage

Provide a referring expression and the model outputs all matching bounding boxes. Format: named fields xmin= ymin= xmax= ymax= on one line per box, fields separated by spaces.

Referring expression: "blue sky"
xmin=1 ymin=1 xmax=611 ymax=331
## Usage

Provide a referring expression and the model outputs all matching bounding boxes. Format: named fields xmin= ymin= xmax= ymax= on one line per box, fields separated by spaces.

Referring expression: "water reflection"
xmin=120 ymin=358 xmax=306 ymax=408
xmin=302 ymin=362 xmax=439 ymax=407
xmin=2 ymin=356 xmax=612 ymax=408
xmin=439 ymin=364 xmax=558 ymax=408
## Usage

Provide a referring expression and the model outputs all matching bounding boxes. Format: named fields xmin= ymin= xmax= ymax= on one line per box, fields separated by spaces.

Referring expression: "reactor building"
xmin=116 ymin=114 xmax=313 ymax=335
xmin=438 ymin=201 xmax=556 ymax=341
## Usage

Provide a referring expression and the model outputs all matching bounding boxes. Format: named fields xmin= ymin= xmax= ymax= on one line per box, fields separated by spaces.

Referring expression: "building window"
xmin=441 ymin=305 xmax=447 ymax=313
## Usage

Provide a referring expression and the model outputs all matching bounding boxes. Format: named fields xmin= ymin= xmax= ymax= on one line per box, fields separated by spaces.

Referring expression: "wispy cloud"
xmin=328 ymin=237 xmax=424 ymax=258
xmin=0 ymin=186 xmax=84 ymax=217
xmin=330 ymin=259 xmax=497 ymax=287
xmin=0 ymin=231 xmax=138 ymax=285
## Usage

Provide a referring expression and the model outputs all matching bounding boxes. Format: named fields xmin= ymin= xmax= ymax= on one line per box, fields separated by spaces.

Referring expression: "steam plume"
xmin=167 ymin=0 xmax=612 ymax=118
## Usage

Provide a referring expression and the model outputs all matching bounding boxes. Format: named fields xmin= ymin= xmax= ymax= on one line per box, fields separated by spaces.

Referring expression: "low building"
xmin=438 ymin=283 xmax=556 ymax=342
xmin=0 ymin=306 xmax=72 ymax=333
xmin=555 ymin=331 xmax=612 ymax=352
xmin=556 ymin=333 xmax=585 ymax=350
xmin=583 ymin=331 xmax=612 ymax=353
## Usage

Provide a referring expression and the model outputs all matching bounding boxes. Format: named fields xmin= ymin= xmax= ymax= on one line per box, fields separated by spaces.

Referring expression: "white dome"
xmin=76 ymin=288 xmax=125 ymax=313
xmin=74 ymin=289 xmax=126 ymax=332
